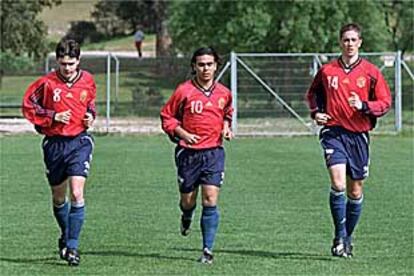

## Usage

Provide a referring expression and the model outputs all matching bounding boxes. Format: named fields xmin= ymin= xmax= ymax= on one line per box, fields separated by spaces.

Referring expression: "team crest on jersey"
xmin=356 ymin=76 xmax=366 ymax=88
xmin=80 ymin=90 xmax=88 ymax=102
xmin=218 ymin=98 xmax=226 ymax=109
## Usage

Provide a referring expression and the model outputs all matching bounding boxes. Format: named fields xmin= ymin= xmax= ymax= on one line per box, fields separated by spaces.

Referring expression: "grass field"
xmin=82 ymin=35 xmax=156 ymax=52
xmin=0 ymin=135 xmax=412 ymax=275
xmin=39 ymin=0 xmax=99 ymax=41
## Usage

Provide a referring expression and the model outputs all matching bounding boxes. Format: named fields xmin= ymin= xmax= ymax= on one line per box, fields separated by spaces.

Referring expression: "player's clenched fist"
xmin=54 ymin=110 xmax=72 ymax=124
xmin=83 ymin=112 xmax=94 ymax=128
xmin=314 ymin=112 xmax=331 ymax=125
xmin=348 ymin=91 xmax=362 ymax=110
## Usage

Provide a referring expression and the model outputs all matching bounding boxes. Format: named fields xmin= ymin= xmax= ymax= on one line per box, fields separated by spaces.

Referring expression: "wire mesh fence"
xmin=1 ymin=51 xmax=412 ymax=135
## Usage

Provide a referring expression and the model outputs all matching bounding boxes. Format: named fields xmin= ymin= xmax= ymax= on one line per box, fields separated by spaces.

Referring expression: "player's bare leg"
xmin=328 ymin=164 xmax=349 ymax=257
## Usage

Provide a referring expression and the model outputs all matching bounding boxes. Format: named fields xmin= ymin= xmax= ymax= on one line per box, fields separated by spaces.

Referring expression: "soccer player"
xmin=22 ymin=39 xmax=96 ymax=266
xmin=160 ymin=47 xmax=233 ymax=264
xmin=306 ymin=23 xmax=392 ymax=258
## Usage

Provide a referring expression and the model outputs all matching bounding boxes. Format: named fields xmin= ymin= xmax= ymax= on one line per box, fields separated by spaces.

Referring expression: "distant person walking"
xmin=134 ymin=25 xmax=145 ymax=58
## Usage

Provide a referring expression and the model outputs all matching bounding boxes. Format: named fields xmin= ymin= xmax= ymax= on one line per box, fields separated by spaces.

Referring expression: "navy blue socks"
xmin=329 ymin=188 xmax=347 ymax=239
xmin=201 ymin=205 xmax=219 ymax=251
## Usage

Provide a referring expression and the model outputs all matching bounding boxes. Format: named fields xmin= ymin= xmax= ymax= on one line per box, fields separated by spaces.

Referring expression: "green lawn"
xmin=39 ymin=0 xmax=99 ymax=42
xmin=82 ymin=35 xmax=156 ymax=52
xmin=0 ymin=135 xmax=412 ymax=275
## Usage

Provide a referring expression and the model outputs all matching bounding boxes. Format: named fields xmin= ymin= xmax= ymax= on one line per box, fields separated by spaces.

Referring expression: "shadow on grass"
xmin=172 ymin=247 xmax=333 ymax=262
xmin=83 ymin=250 xmax=195 ymax=262
xmin=0 ymin=256 xmax=67 ymax=266
xmin=0 ymin=249 xmax=196 ymax=266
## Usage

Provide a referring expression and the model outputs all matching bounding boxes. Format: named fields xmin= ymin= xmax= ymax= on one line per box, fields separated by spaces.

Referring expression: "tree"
xmin=169 ymin=0 xmax=272 ymax=54
xmin=92 ymin=0 xmax=171 ymax=57
xmin=0 ymin=0 xmax=61 ymax=58
xmin=0 ymin=0 xmax=61 ymax=87
xmin=168 ymin=0 xmax=404 ymax=54
xmin=381 ymin=0 xmax=414 ymax=55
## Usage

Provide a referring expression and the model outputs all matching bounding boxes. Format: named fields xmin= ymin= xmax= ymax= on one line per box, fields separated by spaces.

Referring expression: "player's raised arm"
xmin=306 ymin=69 xmax=326 ymax=119
xmin=160 ymin=86 xmax=185 ymax=138
xmin=361 ymin=72 xmax=392 ymax=117
xmin=22 ymin=79 xmax=55 ymax=128
xmin=84 ymin=78 xmax=97 ymax=128
xmin=223 ymin=93 xmax=234 ymax=140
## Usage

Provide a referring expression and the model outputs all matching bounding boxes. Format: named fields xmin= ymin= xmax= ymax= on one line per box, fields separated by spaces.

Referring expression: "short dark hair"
xmin=190 ymin=47 xmax=221 ymax=75
xmin=55 ymin=39 xmax=81 ymax=59
xmin=339 ymin=23 xmax=362 ymax=40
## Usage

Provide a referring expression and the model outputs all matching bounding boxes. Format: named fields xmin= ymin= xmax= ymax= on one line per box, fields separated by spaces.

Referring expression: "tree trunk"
xmin=156 ymin=19 xmax=172 ymax=57
xmin=154 ymin=0 xmax=172 ymax=57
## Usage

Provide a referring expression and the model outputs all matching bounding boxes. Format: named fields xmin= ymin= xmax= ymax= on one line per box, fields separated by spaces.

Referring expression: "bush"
xmin=131 ymin=86 xmax=164 ymax=116
xmin=0 ymin=51 xmax=37 ymax=75
xmin=65 ymin=21 xmax=103 ymax=44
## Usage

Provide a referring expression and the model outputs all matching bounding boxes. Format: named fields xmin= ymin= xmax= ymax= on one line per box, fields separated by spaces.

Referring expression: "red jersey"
xmin=306 ymin=58 xmax=391 ymax=132
xmin=22 ymin=70 xmax=96 ymax=136
xmin=160 ymin=80 xmax=233 ymax=149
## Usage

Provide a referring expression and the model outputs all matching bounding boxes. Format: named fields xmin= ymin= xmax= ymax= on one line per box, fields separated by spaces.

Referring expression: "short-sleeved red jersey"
xmin=22 ymin=70 xmax=96 ymax=136
xmin=160 ymin=80 xmax=233 ymax=149
xmin=306 ymin=58 xmax=391 ymax=132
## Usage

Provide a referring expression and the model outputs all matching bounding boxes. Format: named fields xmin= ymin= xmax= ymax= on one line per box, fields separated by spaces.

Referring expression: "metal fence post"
xmin=106 ymin=53 xmax=111 ymax=132
xmin=110 ymin=54 xmax=120 ymax=113
xmin=230 ymin=51 xmax=238 ymax=134
xmin=395 ymin=50 xmax=402 ymax=132
xmin=45 ymin=55 xmax=49 ymax=74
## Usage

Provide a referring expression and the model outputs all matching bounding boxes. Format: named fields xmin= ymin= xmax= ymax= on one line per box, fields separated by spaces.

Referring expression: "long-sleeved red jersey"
xmin=306 ymin=58 xmax=391 ymax=132
xmin=160 ymin=80 xmax=233 ymax=149
xmin=22 ymin=70 xmax=96 ymax=136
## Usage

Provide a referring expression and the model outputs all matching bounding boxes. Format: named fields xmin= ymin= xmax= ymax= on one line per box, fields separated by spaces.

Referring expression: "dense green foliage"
xmin=92 ymin=0 xmax=170 ymax=56
xmin=382 ymin=1 xmax=414 ymax=55
xmin=92 ymin=0 xmax=159 ymax=35
xmin=169 ymin=0 xmax=412 ymax=54
xmin=0 ymin=135 xmax=413 ymax=274
xmin=1 ymin=0 xmax=412 ymax=59
xmin=0 ymin=0 xmax=61 ymax=58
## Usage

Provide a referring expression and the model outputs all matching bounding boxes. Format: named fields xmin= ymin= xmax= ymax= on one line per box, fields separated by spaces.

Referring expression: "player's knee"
xmin=52 ymin=196 xmax=66 ymax=206
xmin=180 ymin=192 xmax=197 ymax=208
xmin=331 ymin=183 xmax=346 ymax=192
xmin=347 ymin=189 xmax=363 ymax=199
xmin=70 ymin=188 xmax=84 ymax=203
xmin=181 ymin=198 xmax=195 ymax=209
xmin=202 ymin=196 xmax=217 ymax=207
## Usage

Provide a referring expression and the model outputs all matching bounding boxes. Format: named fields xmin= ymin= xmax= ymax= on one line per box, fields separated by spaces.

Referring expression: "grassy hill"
xmin=82 ymin=35 xmax=156 ymax=53
xmin=39 ymin=0 xmax=155 ymax=53
xmin=39 ymin=0 xmax=98 ymax=40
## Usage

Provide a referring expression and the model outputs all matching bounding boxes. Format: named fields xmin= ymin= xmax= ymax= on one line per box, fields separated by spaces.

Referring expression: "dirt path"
xmin=0 ymin=117 xmax=162 ymax=135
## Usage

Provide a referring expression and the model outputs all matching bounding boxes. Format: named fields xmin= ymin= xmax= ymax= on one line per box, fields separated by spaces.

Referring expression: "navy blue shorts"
xmin=319 ymin=126 xmax=370 ymax=180
xmin=42 ymin=132 xmax=94 ymax=186
xmin=175 ymin=146 xmax=225 ymax=193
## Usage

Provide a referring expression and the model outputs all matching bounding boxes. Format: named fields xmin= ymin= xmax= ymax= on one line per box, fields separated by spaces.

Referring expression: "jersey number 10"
xmin=190 ymin=100 xmax=203 ymax=114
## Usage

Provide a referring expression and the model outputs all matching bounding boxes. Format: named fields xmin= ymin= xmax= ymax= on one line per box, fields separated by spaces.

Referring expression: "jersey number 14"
xmin=327 ymin=76 xmax=339 ymax=90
